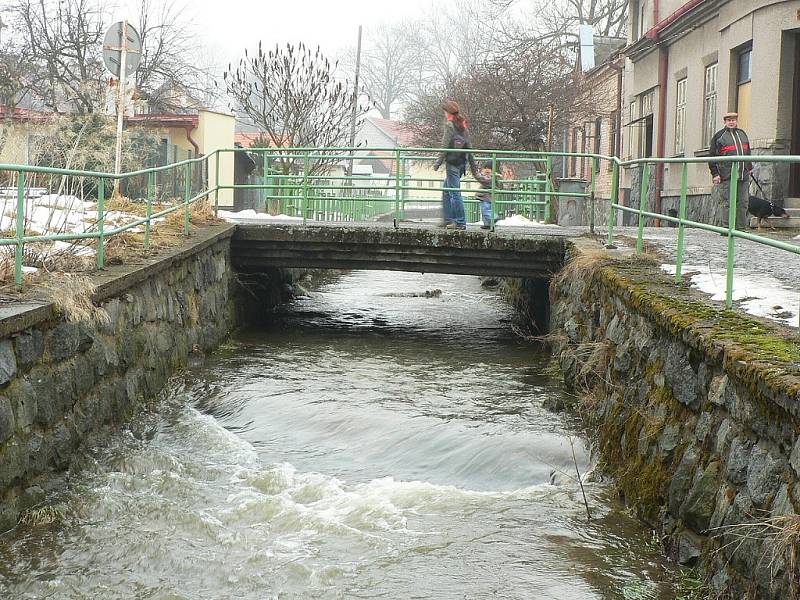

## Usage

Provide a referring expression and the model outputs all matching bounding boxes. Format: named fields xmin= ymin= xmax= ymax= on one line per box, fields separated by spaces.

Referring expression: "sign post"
xmin=103 ymin=21 xmax=141 ymax=196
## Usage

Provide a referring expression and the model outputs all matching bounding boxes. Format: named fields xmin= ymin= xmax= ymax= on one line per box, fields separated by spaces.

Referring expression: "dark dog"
xmin=747 ymin=196 xmax=789 ymax=230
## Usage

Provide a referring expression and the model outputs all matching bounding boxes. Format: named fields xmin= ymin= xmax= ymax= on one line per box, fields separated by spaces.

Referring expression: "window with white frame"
xmin=675 ymin=78 xmax=687 ymax=155
xmin=702 ymin=63 xmax=717 ymax=148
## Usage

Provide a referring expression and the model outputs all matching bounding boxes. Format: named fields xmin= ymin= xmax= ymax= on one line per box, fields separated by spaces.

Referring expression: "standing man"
xmin=709 ymin=111 xmax=752 ymax=230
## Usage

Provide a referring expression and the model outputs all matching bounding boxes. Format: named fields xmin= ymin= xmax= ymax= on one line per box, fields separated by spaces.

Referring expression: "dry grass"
xmin=0 ymin=199 xmax=222 ymax=289
xmin=18 ymin=504 xmax=67 ymax=527
xmin=161 ymin=199 xmax=221 ymax=229
xmin=557 ymin=248 xmax=613 ymax=279
xmin=104 ymin=196 xmax=150 ymax=217
xmin=709 ymin=513 xmax=800 ymax=593
xmin=572 ymin=340 xmax=614 ymax=394
xmin=772 ymin=514 xmax=800 ymax=579
xmin=39 ymin=272 xmax=109 ymax=324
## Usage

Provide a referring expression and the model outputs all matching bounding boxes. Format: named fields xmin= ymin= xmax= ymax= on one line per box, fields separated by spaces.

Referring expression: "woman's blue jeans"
xmin=480 ymin=200 xmax=492 ymax=226
xmin=442 ymin=163 xmax=466 ymax=226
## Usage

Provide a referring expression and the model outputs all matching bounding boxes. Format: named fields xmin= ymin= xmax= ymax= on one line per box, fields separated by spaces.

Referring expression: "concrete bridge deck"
xmin=231 ymin=221 xmax=579 ymax=279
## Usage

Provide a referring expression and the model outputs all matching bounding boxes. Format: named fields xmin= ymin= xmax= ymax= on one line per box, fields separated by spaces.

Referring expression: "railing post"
xmin=97 ymin=177 xmax=105 ymax=269
xmin=393 ymin=148 xmax=401 ymax=228
xmin=545 ymin=156 xmax=553 ymax=223
xmin=636 ymin=162 xmax=649 ymax=254
xmin=214 ymin=150 xmax=220 ymax=215
xmin=674 ymin=163 xmax=688 ymax=284
xmin=145 ymin=171 xmax=153 ymax=251
xmin=268 ymin=150 xmax=269 ymax=213
xmin=302 ymin=151 xmax=309 ymax=225
xmin=726 ymin=163 xmax=739 ymax=308
xmin=589 ymin=157 xmax=597 ymax=234
xmin=14 ymin=170 xmax=25 ymax=289
xmin=490 ymin=152 xmax=497 ymax=232
xmin=606 ymin=161 xmax=618 ymax=248
xmin=184 ymin=161 xmax=191 ymax=236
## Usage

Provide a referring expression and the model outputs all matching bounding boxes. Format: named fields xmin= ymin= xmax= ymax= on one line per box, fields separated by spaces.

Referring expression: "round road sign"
xmin=103 ymin=21 xmax=141 ymax=78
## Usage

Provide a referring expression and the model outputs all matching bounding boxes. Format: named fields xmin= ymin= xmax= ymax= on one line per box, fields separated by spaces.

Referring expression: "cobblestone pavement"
xmin=596 ymin=226 xmax=800 ymax=328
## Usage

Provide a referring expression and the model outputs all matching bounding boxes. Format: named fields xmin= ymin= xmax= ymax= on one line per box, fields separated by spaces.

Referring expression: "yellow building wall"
xmin=0 ymin=121 xmax=58 ymax=166
xmin=0 ymin=123 xmax=33 ymax=165
xmin=197 ymin=110 xmax=235 ymax=207
xmin=406 ymin=160 xmax=482 ymax=205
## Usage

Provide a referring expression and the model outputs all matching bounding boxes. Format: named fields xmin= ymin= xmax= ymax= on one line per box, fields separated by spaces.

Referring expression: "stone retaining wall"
xmin=0 ymin=225 xmax=238 ymax=532
xmin=549 ymin=245 xmax=800 ymax=599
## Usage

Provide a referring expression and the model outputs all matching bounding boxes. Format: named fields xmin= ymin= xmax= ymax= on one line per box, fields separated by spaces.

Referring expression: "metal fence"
xmin=216 ymin=147 xmax=563 ymax=226
xmin=0 ymin=147 xmax=798 ymax=326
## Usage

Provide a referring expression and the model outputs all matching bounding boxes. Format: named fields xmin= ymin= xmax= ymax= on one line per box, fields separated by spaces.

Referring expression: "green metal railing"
xmin=212 ymin=147 xmax=573 ymax=228
xmin=0 ymin=153 xmax=211 ymax=288
xmin=605 ymin=154 xmax=800 ymax=321
xmin=1 ymin=145 xmax=799 ymax=328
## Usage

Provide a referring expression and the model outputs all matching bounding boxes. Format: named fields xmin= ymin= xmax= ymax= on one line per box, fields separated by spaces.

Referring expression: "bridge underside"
xmin=231 ymin=224 xmax=568 ymax=279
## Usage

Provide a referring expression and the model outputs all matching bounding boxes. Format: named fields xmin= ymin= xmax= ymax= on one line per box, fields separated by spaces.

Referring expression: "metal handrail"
xmin=605 ymin=154 xmax=800 ymax=326
xmin=1 ymin=147 xmax=799 ymax=329
xmin=1 ymin=152 xmax=213 ymax=288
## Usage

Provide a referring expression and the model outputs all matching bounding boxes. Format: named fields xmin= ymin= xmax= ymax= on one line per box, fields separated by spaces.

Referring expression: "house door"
xmin=790 ymin=34 xmax=800 ymax=196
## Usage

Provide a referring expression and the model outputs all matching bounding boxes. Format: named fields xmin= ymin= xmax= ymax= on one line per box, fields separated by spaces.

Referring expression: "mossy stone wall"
xmin=0 ymin=227 xmax=238 ymax=533
xmin=549 ymin=250 xmax=800 ymax=599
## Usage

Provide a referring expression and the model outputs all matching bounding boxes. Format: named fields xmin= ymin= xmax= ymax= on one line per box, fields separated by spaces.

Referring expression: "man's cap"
xmin=722 ymin=111 xmax=738 ymax=120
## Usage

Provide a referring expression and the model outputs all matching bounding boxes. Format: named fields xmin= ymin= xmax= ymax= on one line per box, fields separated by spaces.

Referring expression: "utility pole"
xmin=347 ymin=25 xmax=363 ymax=181
xmin=113 ymin=21 xmax=129 ymax=197
xmin=546 ymin=104 xmax=555 ymax=151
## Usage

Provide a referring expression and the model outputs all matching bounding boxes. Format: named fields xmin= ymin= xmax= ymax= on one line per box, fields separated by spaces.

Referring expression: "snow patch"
xmin=495 ymin=215 xmax=560 ymax=228
xmin=218 ymin=210 xmax=303 ymax=222
xmin=661 ymin=264 xmax=798 ymax=327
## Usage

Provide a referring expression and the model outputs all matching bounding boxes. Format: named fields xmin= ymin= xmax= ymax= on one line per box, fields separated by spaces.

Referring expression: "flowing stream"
xmin=0 ymin=270 xmax=681 ymax=599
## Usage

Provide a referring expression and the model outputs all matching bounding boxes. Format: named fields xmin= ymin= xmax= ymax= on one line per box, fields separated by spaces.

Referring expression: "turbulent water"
xmin=0 ymin=270 xmax=680 ymax=599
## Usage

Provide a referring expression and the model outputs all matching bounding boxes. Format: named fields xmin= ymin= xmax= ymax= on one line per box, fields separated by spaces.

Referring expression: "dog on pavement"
xmin=747 ymin=196 xmax=789 ymax=230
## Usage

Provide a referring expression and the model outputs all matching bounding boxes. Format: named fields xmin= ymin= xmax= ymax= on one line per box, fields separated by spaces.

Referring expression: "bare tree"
xmin=223 ymin=42 xmax=369 ymax=174
xmin=133 ymin=0 xmax=219 ymax=113
xmin=494 ymin=0 xmax=627 ymax=45
xmin=4 ymin=0 xmax=217 ymax=115
xmin=9 ymin=0 xmax=108 ymax=113
xmin=413 ymin=1 xmax=499 ymax=89
xmin=404 ymin=38 xmax=580 ymax=151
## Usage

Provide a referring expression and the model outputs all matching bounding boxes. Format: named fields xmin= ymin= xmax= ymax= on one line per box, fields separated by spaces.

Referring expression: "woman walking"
xmin=433 ymin=100 xmax=477 ymax=230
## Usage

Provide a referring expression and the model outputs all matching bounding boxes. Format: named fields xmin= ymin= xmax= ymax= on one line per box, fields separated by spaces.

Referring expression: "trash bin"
xmin=555 ymin=178 xmax=588 ymax=226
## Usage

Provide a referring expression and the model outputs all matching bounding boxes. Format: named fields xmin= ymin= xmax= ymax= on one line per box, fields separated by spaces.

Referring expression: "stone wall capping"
xmin=0 ymin=224 xmax=236 ymax=341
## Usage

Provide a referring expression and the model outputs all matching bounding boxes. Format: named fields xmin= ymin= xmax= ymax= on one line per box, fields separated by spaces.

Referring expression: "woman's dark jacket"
xmin=433 ymin=121 xmax=478 ymax=175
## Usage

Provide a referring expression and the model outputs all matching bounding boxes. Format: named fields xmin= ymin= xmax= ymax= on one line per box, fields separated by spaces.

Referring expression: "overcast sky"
xmin=114 ymin=0 xmax=436 ymax=68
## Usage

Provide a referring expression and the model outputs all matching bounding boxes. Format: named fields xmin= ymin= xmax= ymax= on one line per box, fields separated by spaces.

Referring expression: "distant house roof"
xmin=0 ymin=106 xmax=54 ymax=123
xmin=125 ymin=113 xmax=199 ymax=128
xmin=367 ymin=117 xmax=416 ymax=147
xmin=234 ymin=131 xmax=295 ymax=148
xmin=356 ymin=152 xmax=393 ymax=174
